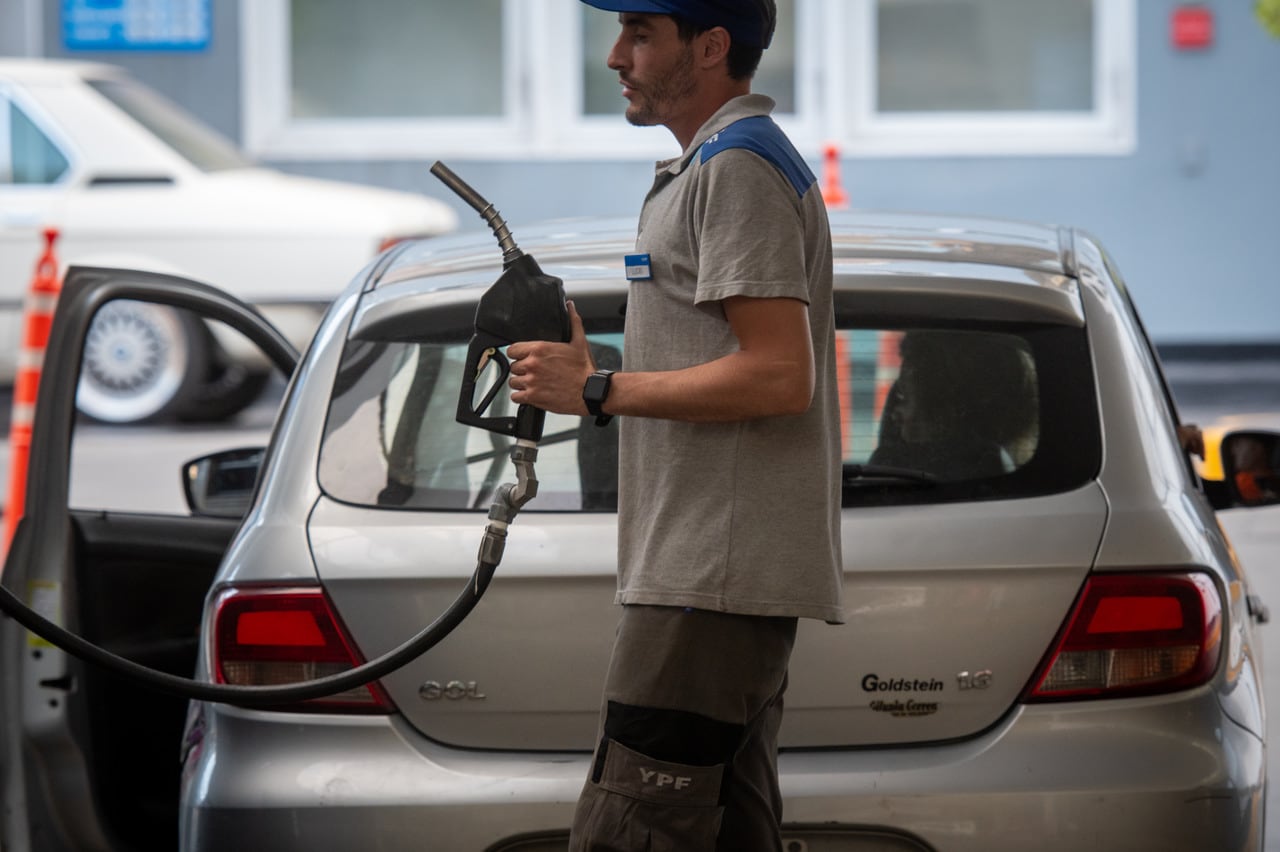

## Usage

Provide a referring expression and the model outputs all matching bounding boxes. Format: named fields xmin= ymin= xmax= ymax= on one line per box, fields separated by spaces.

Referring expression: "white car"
xmin=0 ymin=58 xmax=457 ymax=423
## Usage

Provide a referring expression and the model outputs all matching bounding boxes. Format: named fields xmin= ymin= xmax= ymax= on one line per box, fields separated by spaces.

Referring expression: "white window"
xmin=241 ymin=0 xmax=528 ymax=159
xmin=837 ymin=0 xmax=1136 ymax=156
xmin=240 ymin=0 xmax=1134 ymax=161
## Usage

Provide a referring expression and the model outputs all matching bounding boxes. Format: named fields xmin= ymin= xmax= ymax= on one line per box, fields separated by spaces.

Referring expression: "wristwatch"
xmin=582 ymin=369 xmax=615 ymax=427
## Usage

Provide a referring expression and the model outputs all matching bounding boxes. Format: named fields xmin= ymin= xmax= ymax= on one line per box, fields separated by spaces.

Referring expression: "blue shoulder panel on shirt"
xmin=698 ymin=115 xmax=816 ymax=198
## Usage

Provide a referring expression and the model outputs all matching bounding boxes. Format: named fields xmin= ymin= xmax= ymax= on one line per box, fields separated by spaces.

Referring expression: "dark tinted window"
xmin=838 ymin=321 xmax=1099 ymax=506
xmin=319 ymin=334 xmax=621 ymax=512
xmin=318 ymin=309 xmax=1099 ymax=512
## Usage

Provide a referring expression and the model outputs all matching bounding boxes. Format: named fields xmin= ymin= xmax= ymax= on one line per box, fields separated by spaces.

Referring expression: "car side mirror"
xmin=182 ymin=447 xmax=266 ymax=518
xmin=1221 ymin=430 xmax=1280 ymax=508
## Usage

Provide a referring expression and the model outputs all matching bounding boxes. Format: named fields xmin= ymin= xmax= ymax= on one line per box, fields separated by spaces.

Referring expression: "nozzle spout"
xmin=430 ymin=161 xmax=522 ymax=264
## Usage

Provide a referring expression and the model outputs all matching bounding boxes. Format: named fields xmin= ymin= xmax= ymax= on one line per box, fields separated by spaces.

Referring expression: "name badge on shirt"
xmin=624 ymin=253 xmax=652 ymax=281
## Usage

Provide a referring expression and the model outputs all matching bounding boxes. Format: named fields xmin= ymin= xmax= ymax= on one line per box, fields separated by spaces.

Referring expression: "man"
xmin=506 ymin=1 xmax=842 ymax=848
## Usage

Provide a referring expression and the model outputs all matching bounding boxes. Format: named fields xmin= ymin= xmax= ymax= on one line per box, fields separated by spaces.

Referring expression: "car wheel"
xmin=173 ymin=335 xmax=271 ymax=423
xmin=76 ymin=301 xmax=208 ymax=425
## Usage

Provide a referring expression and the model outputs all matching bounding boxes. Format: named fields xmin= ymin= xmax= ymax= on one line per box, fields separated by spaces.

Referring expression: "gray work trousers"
xmin=568 ymin=605 xmax=798 ymax=852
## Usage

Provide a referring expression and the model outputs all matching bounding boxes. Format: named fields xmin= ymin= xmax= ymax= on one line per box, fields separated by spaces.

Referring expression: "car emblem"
xmin=956 ymin=670 xmax=993 ymax=690
xmin=419 ymin=680 xmax=487 ymax=701
xmin=860 ymin=673 xmax=945 ymax=692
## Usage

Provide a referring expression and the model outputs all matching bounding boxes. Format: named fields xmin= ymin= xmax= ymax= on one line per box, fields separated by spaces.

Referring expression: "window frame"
xmin=239 ymin=0 xmax=1136 ymax=162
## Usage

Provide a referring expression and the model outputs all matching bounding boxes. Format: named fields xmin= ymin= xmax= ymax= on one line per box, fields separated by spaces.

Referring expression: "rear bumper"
xmin=180 ymin=689 xmax=1265 ymax=852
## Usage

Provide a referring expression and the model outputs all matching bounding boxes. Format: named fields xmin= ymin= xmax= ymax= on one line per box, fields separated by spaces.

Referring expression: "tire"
xmin=172 ymin=333 xmax=271 ymax=423
xmin=76 ymin=301 xmax=209 ymax=425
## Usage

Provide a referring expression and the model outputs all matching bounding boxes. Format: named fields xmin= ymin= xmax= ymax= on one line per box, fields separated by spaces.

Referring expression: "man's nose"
xmin=606 ymin=36 xmax=626 ymax=72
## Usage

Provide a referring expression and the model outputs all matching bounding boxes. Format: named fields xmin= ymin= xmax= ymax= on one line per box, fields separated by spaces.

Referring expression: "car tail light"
xmin=1024 ymin=572 xmax=1222 ymax=702
xmin=213 ymin=587 xmax=395 ymax=714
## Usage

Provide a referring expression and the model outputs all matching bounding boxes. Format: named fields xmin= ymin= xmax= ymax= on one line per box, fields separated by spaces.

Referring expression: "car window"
xmin=87 ymin=78 xmax=251 ymax=172
xmin=839 ymin=323 xmax=1099 ymax=506
xmin=318 ymin=313 xmax=1099 ymax=512
xmin=6 ymin=100 xmax=69 ymax=184
xmin=846 ymin=329 xmax=1039 ymax=471
xmin=319 ymin=335 xmax=621 ymax=512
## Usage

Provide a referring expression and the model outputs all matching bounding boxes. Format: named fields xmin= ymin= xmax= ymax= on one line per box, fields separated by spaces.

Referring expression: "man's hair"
xmin=672 ymin=0 xmax=775 ymax=81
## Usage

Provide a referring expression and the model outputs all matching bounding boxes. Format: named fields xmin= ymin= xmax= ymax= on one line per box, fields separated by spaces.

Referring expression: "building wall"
xmin=16 ymin=0 xmax=1280 ymax=345
xmin=0 ymin=0 xmax=39 ymax=56
xmin=36 ymin=0 xmax=244 ymax=138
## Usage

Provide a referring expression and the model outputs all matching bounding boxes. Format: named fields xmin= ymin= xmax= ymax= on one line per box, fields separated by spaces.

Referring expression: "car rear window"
xmin=837 ymin=323 xmax=1099 ymax=506
xmin=318 ymin=316 xmax=1099 ymax=512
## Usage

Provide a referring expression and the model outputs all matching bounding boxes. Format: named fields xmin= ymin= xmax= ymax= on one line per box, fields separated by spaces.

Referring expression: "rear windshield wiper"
xmin=843 ymin=463 xmax=938 ymax=486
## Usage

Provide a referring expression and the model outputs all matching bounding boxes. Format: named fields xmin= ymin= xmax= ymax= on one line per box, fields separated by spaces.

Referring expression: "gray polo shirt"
xmin=616 ymin=94 xmax=844 ymax=624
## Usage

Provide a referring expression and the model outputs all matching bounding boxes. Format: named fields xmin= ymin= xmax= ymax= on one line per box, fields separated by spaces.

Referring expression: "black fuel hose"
xmin=0 ymin=558 xmax=497 ymax=707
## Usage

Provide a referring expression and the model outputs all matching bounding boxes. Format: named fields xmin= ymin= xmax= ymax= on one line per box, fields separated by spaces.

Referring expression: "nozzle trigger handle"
xmin=457 ymin=333 xmax=517 ymax=435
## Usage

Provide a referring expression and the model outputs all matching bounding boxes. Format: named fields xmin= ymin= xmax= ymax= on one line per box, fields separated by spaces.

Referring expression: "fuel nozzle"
xmin=430 ymin=161 xmax=570 ymax=585
xmin=430 ymin=161 xmax=571 ymax=443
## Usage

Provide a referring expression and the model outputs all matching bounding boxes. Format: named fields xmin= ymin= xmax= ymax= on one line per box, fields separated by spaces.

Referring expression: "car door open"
xmin=0 ymin=265 xmax=297 ymax=852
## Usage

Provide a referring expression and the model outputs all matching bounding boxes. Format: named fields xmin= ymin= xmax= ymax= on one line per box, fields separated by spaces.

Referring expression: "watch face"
xmin=584 ymin=374 xmax=608 ymax=401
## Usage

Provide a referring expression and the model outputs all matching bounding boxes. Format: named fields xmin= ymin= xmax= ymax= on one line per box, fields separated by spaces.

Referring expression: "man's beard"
xmin=625 ymin=45 xmax=697 ymax=127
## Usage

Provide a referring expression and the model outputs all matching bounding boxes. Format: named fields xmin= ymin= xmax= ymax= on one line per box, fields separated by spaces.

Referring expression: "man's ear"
xmin=699 ymin=26 xmax=732 ymax=68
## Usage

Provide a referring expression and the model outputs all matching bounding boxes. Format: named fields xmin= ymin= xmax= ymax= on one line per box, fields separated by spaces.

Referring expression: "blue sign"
xmin=63 ymin=0 xmax=211 ymax=51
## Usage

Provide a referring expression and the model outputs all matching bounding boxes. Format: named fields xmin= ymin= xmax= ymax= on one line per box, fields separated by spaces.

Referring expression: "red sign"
xmin=1172 ymin=5 xmax=1214 ymax=50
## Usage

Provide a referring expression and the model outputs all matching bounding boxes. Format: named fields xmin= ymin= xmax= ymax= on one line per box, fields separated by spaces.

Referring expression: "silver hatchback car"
xmin=2 ymin=212 xmax=1276 ymax=851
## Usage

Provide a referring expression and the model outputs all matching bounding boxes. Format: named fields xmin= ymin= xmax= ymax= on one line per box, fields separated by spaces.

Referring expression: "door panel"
xmin=73 ymin=512 xmax=237 ymax=850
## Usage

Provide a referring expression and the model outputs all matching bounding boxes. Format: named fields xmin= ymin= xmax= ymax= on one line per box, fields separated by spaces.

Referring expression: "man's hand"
xmin=507 ymin=301 xmax=596 ymax=416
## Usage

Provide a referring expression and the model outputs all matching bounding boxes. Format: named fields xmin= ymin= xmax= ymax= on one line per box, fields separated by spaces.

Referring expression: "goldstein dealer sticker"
xmin=869 ymin=699 xmax=939 ymax=718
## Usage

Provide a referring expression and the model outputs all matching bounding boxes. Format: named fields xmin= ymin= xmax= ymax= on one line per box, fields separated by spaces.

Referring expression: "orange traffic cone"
xmin=821 ymin=143 xmax=849 ymax=210
xmin=3 ymin=228 xmax=63 ymax=557
xmin=873 ymin=331 xmax=903 ymax=422
xmin=834 ymin=334 xmax=853 ymax=457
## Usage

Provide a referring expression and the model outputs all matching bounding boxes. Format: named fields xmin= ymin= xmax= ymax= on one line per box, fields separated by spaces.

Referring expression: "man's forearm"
xmin=604 ymin=348 xmax=813 ymax=423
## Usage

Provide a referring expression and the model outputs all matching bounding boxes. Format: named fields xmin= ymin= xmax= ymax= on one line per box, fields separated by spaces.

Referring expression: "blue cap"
xmin=580 ymin=0 xmax=775 ymax=49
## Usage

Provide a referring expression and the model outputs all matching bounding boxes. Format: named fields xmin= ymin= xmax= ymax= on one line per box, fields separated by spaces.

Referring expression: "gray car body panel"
xmin=1071 ymin=231 xmax=1267 ymax=742
xmin=310 ymin=486 xmax=1107 ymax=750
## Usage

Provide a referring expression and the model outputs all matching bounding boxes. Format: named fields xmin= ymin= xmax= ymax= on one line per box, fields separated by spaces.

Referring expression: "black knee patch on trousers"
xmin=591 ymin=700 xmax=745 ymax=790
